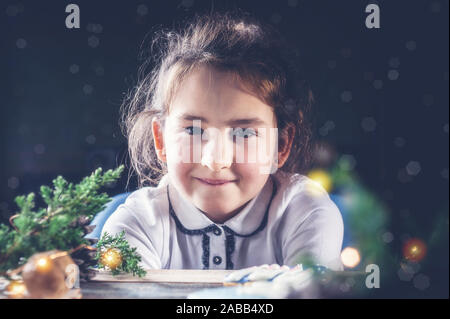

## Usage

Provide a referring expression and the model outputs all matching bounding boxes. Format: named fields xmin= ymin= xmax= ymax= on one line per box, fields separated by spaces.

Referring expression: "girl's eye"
xmin=232 ymin=128 xmax=257 ymax=139
xmin=184 ymin=126 xmax=204 ymax=136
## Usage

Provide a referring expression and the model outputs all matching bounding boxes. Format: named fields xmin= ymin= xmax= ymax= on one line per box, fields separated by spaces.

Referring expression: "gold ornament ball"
xmin=100 ymin=248 xmax=123 ymax=270
xmin=22 ymin=250 xmax=74 ymax=299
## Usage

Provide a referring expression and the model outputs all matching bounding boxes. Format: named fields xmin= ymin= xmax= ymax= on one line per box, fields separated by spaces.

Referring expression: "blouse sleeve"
xmin=101 ymin=205 xmax=163 ymax=269
xmin=281 ymin=195 xmax=344 ymax=271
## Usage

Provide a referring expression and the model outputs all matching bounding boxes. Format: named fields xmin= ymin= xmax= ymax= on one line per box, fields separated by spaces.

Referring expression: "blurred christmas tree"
xmin=302 ymin=154 xmax=396 ymax=296
xmin=305 ymin=153 xmax=448 ymax=297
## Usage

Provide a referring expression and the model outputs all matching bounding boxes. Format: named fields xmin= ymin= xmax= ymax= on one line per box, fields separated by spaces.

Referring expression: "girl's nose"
xmin=200 ymin=129 xmax=233 ymax=172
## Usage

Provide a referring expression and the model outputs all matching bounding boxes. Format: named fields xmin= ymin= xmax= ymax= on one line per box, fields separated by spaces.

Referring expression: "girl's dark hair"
xmin=120 ymin=11 xmax=315 ymax=187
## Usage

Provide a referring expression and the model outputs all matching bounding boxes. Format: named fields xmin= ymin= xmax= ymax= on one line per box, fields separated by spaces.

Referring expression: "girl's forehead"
xmin=168 ymin=66 xmax=276 ymax=126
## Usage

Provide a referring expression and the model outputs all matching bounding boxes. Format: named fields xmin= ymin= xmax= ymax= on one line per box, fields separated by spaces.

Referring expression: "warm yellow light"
xmin=35 ymin=257 xmax=52 ymax=273
xmin=6 ymin=280 xmax=27 ymax=298
xmin=340 ymin=247 xmax=361 ymax=268
xmin=307 ymin=170 xmax=332 ymax=193
xmin=403 ymin=238 xmax=427 ymax=262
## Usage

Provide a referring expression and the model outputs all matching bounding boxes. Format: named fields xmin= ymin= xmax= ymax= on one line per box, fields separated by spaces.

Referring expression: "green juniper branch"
xmin=96 ymin=231 xmax=147 ymax=277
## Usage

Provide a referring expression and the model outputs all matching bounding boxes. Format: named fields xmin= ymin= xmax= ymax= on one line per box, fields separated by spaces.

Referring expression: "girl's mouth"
xmin=194 ymin=177 xmax=236 ymax=186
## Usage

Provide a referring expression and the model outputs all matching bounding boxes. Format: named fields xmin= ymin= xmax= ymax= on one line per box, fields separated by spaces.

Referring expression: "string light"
xmin=5 ymin=280 xmax=27 ymax=298
xmin=36 ymin=257 xmax=53 ymax=273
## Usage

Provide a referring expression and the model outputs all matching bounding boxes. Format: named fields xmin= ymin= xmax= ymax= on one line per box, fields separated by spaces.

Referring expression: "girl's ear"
xmin=277 ymin=123 xmax=295 ymax=168
xmin=152 ymin=118 xmax=166 ymax=162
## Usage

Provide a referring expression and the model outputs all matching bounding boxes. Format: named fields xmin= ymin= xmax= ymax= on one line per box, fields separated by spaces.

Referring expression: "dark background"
xmin=1 ymin=0 xmax=448 ymax=298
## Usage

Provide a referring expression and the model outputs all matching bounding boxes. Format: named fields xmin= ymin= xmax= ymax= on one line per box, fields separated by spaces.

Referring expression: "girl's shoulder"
xmin=111 ymin=175 xmax=170 ymax=221
xmin=272 ymin=170 xmax=329 ymax=198
xmin=271 ymin=170 xmax=339 ymax=218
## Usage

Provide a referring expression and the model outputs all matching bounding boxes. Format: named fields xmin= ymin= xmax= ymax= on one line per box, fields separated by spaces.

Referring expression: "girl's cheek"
xmin=233 ymin=162 xmax=270 ymax=189
xmin=235 ymin=136 xmax=277 ymax=172
xmin=167 ymin=161 xmax=195 ymax=195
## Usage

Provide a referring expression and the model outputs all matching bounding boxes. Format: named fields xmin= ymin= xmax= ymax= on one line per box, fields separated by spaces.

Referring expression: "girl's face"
xmin=152 ymin=66 xmax=293 ymax=223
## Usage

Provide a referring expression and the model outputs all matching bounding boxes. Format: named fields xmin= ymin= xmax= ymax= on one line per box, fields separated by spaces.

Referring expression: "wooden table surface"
xmin=81 ymin=281 xmax=222 ymax=299
xmin=81 ymin=269 xmax=231 ymax=299
xmin=80 ymin=269 xmax=369 ymax=299
xmin=1 ymin=269 xmax=369 ymax=299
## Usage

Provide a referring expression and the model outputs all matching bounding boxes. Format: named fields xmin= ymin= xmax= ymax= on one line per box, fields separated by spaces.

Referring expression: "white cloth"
xmin=101 ymin=170 xmax=344 ymax=271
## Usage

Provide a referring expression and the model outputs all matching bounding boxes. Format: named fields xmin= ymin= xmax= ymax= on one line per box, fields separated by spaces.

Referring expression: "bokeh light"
xmin=406 ymin=40 xmax=417 ymax=51
xmin=88 ymin=35 xmax=100 ymax=48
xmin=338 ymin=154 xmax=356 ymax=171
xmin=413 ymin=274 xmax=430 ymax=290
xmin=137 ymin=4 xmax=148 ymax=16
xmin=16 ymin=38 xmax=27 ymax=49
xmin=394 ymin=137 xmax=406 ymax=147
xmin=8 ymin=177 xmax=20 ymax=190
xmin=69 ymin=64 xmax=79 ymax=74
xmin=430 ymin=1 xmax=441 ymax=13
xmin=340 ymin=247 xmax=361 ymax=268
xmin=287 ymin=0 xmax=298 ymax=7
xmin=422 ymin=94 xmax=434 ymax=107
xmin=388 ymin=57 xmax=400 ymax=68
xmin=6 ymin=280 xmax=27 ymax=298
xmin=373 ymin=79 xmax=383 ymax=89
xmin=327 ymin=60 xmax=337 ymax=69
xmin=361 ymin=117 xmax=377 ymax=132
xmin=406 ymin=161 xmax=421 ymax=176
xmin=340 ymin=91 xmax=352 ymax=103
xmin=307 ymin=169 xmax=332 ymax=193
xmin=381 ymin=231 xmax=394 ymax=243
xmin=440 ymin=168 xmax=449 ymax=180
xmin=388 ymin=69 xmax=400 ymax=80
xmin=403 ymin=238 xmax=427 ymax=262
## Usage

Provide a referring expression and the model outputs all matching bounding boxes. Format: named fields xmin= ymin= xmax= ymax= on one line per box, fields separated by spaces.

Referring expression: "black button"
xmin=213 ymin=227 xmax=222 ymax=236
xmin=213 ymin=256 xmax=222 ymax=265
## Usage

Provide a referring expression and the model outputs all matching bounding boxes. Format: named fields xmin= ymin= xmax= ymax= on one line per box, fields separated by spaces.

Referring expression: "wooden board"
xmin=90 ymin=269 xmax=234 ymax=284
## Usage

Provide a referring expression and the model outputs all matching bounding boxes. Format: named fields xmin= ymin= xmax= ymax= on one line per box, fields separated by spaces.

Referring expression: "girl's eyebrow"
xmin=178 ymin=114 xmax=208 ymax=123
xmin=225 ymin=118 xmax=267 ymax=126
xmin=178 ymin=114 xmax=267 ymax=126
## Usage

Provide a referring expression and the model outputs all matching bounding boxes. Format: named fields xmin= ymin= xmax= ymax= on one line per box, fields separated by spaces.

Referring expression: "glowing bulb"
xmin=341 ymin=247 xmax=361 ymax=268
xmin=6 ymin=280 xmax=27 ymax=298
xmin=35 ymin=257 xmax=53 ymax=273
xmin=403 ymin=238 xmax=427 ymax=262
xmin=307 ymin=170 xmax=333 ymax=193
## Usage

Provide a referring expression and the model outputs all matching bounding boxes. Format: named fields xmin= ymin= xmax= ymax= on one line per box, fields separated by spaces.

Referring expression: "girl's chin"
xmin=195 ymin=202 xmax=235 ymax=215
xmin=192 ymin=197 xmax=251 ymax=223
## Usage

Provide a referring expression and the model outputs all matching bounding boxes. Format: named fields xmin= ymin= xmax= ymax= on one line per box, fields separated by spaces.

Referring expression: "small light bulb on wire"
xmin=6 ymin=280 xmax=27 ymax=298
xmin=35 ymin=257 xmax=53 ymax=273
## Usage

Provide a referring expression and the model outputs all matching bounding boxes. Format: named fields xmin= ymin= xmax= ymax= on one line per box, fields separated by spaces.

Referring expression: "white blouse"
xmin=101 ymin=170 xmax=344 ymax=271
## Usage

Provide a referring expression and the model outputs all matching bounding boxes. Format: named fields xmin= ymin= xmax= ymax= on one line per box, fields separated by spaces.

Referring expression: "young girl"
xmin=102 ymin=12 xmax=344 ymax=271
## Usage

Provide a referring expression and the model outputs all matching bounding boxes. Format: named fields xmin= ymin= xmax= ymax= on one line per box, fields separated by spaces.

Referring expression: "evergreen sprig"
xmin=0 ymin=166 xmax=125 ymax=274
xmin=95 ymin=231 xmax=147 ymax=277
